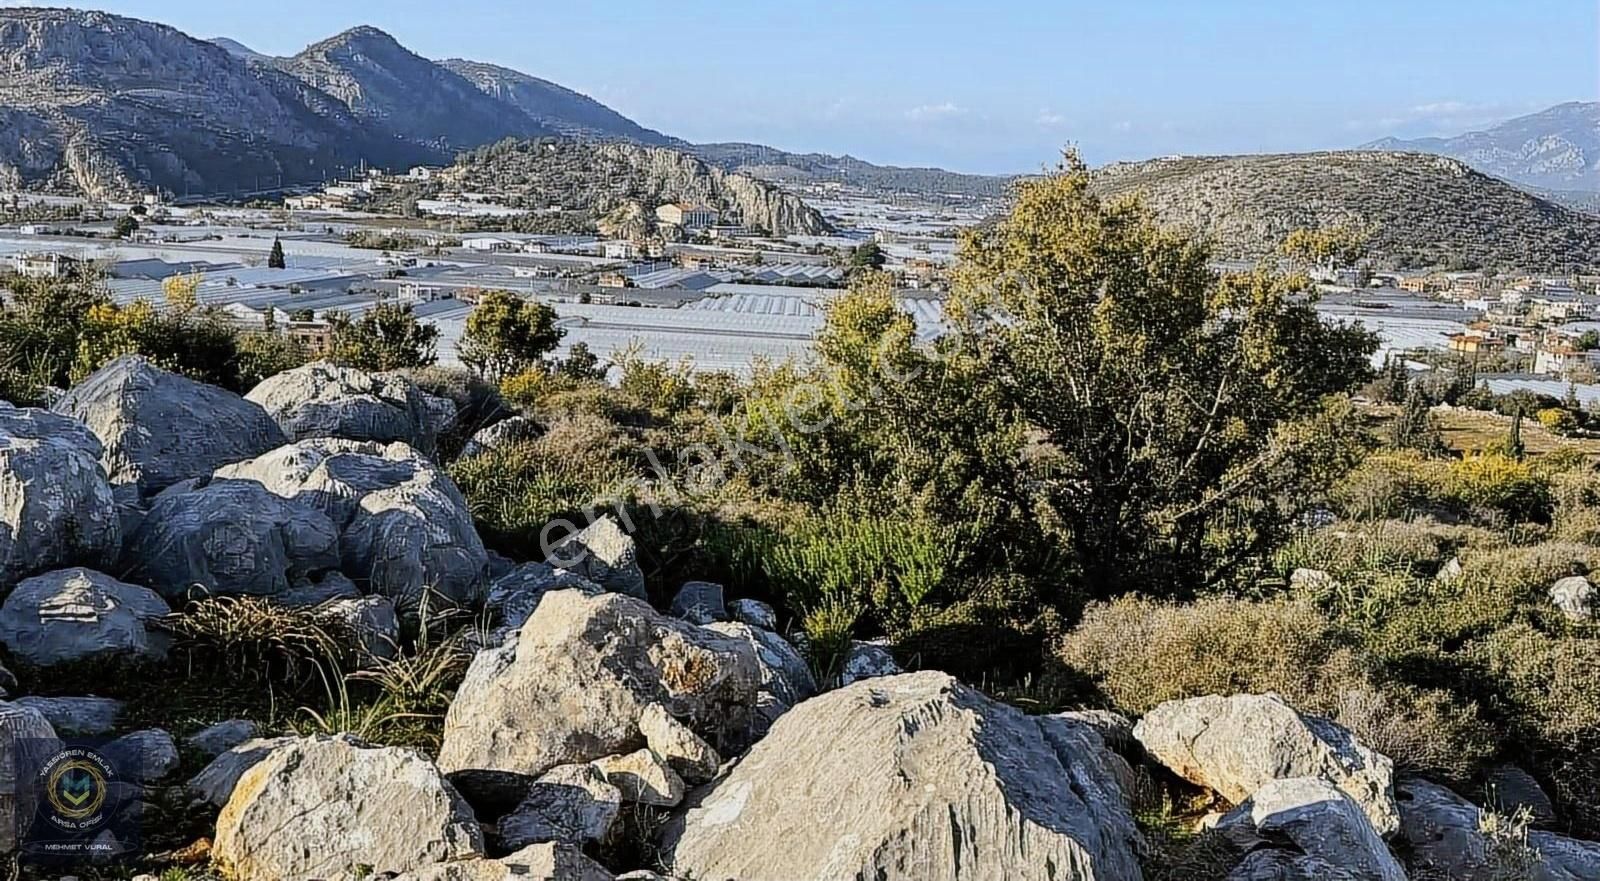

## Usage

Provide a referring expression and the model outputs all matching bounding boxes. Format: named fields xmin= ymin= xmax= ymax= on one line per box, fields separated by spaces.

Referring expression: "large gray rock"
xmin=498 ymin=763 xmax=620 ymax=850
xmin=1487 ymin=764 xmax=1557 ymax=827
xmin=120 ymin=479 xmax=342 ymax=600
xmin=187 ymin=736 xmax=294 ymax=807
xmin=459 ymin=415 xmax=540 ymax=459
xmin=245 ymin=361 xmax=454 ymax=455
xmin=213 ymin=439 xmax=488 ymax=610
xmin=544 ymin=516 xmax=646 ymax=600
xmin=1550 ymin=575 xmax=1594 ymax=619
xmin=0 ymin=403 xmax=120 ymax=585
xmin=705 ymin=621 xmax=816 ymax=736
xmin=102 ymin=728 xmax=180 ymax=782
xmin=1215 ymin=777 xmax=1404 ymax=881
xmin=0 ymin=703 xmax=60 ymax=852
xmin=1397 ymin=778 xmax=1600 ymax=881
xmin=661 ymin=671 xmax=1144 ymax=881
xmin=314 ymin=595 xmax=400 ymax=662
xmin=1134 ymin=693 xmax=1399 ymax=836
xmin=669 ymin=581 xmax=726 ymax=624
xmin=838 ymin=639 xmax=902 ymax=686
xmin=213 ymin=735 xmax=483 ymax=881
xmin=438 ymin=590 xmax=761 ymax=795
xmin=13 ymin=695 xmax=122 ymax=735
xmin=52 ymin=356 xmax=286 ymax=498
xmin=728 ymin=598 xmax=777 ymax=631
xmin=386 ymin=843 xmax=613 ymax=881
xmin=0 ymin=568 xmax=169 ymax=666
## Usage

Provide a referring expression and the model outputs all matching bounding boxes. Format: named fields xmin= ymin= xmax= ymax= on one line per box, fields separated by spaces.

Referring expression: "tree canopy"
xmin=458 ymin=290 xmax=563 ymax=382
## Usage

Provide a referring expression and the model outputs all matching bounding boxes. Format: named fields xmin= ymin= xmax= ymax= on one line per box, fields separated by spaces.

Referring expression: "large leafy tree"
xmin=458 ymin=290 xmax=563 ymax=382
xmin=328 ymin=302 xmax=438 ymax=372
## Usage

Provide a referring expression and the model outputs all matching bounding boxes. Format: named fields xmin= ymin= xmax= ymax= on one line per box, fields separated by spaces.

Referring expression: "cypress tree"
xmin=268 ymin=237 xmax=286 ymax=269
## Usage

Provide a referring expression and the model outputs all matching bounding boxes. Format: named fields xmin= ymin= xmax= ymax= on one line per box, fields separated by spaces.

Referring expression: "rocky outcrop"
xmin=213 ymin=439 xmax=489 ymax=610
xmin=120 ymin=479 xmax=342 ymax=600
xmin=52 ymin=356 xmax=286 ymax=499
xmin=0 ymin=568 xmax=170 ymax=666
xmin=245 ymin=362 xmax=455 ymax=456
xmin=1134 ymin=693 xmax=1399 ymax=836
xmin=437 ymin=590 xmax=760 ymax=795
xmin=0 ymin=403 xmax=120 ymax=585
xmin=213 ymin=735 xmax=483 ymax=881
xmin=1214 ymin=777 xmax=1404 ymax=881
xmin=661 ymin=671 xmax=1144 ymax=881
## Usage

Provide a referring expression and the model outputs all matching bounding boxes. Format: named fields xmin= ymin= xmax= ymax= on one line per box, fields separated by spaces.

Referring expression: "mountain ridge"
xmin=1364 ymin=102 xmax=1600 ymax=194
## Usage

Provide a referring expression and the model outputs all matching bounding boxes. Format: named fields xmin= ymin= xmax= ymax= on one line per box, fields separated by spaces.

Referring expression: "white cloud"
xmin=1036 ymin=109 xmax=1067 ymax=127
xmin=904 ymin=102 xmax=966 ymax=122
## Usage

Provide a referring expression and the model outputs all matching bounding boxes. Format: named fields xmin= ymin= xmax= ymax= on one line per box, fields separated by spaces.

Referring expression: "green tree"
xmin=847 ymin=241 xmax=886 ymax=272
xmin=327 ymin=303 xmax=438 ymax=371
xmin=458 ymin=291 xmax=563 ymax=382
xmin=746 ymin=152 xmax=1377 ymax=603
xmin=113 ymin=214 xmax=139 ymax=239
xmin=267 ymin=237 xmax=286 ymax=269
xmin=1389 ymin=381 xmax=1448 ymax=456
xmin=555 ymin=341 xmax=607 ymax=381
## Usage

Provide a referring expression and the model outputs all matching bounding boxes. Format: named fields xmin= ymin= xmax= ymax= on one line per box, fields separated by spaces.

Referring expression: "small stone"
xmin=839 ymin=640 xmax=902 ymax=687
xmin=728 ymin=598 xmax=777 ymax=630
xmin=186 ymin=720 xmax=260 ymax=759
xmin=639 ymin=703 xmax=721 ymax=783
xmin=669 ymin=581 xmax=726 ymax=624
xmin=1551 ymin=575 xmax=1595 ymax=619
xmin=593 ymin=748 xmax=685 ymax=807
xmin=103 ymin=728 xmax=180 ymax=782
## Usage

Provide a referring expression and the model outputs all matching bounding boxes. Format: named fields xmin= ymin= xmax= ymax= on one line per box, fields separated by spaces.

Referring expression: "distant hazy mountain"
xmin=440 ymin=59 xmax=679 ymax=146
xmin=692 ymin=142 xmax=1012 ymax=198
xmin=1092 ymin=151 xmax=1600 ymax=272
xmin=1365 ymin=102 xmax=1600 ymax=193
xmin=209 ymin=37 xmax=267 ymax=62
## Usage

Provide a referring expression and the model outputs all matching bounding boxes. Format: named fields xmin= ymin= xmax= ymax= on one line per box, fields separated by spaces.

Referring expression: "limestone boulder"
xmin=1134 ymin=693 xmax=1399 ymax=836
xmin=0 ymin=404 xmax=120 ymax=585
xmin=728 ymin=598 xmax=777 ymax=630
xmin=459 ymin=415 xmax=541 ymax=459
xmin=213 ymin=439 xmax=488 ymax=610
xmin=544 ymin=516 xmax=646 ymax=600
xmin=120 ymin=479 xmax=342 ymax=600
xmin=497 ymin=763 xmax=620 ymax=851
xmin=1551 ymin=575 xmax=1594 ymax=619
xmin=0 ymin=568 xmax=170 ymax=666
xmin=1214 ymin=777 xmax=1404 ymax=881
xmin=1397 ymin=778 xmax=1600 ymax=881
xmin=485 ymin=562 xmax=602 ymax=642
xmin=438 ymin=590 xmax=760 ymax=796
xmin=52 ymin=356 xmax=286 ymax=498
xmin=639 ymin=703 xmax=721 ymax=784
xmin=662 ymin=672 xmax=1144 ymax=881
xmin=213 ymin=735 xmax=483 ymax=881
xmin=245 ymin=361 xmax=455 ymax=455
xmin=704 ymin=621 xmax=816 ymax=736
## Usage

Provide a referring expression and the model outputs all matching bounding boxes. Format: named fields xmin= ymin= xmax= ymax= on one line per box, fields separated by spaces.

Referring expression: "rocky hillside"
xmin=443 ymin=139 xmax=832 ymax=235
xmin=1367 ymin=101 xmax=1600 ymax=193
xmin=267 ymin=27 xmax=550 ymax=150
xmin=440 ymin=59 xmax=678 ymax=146
xmin=693 ymin=141 xmax=1012 ymax=198
xmin=3 ymin=353 xmax=1598 ymax=879
xmin=0 ymin=8 xmax=434 ymax=198
xmin=1091 ymin=150 xmax=1600 ymax=271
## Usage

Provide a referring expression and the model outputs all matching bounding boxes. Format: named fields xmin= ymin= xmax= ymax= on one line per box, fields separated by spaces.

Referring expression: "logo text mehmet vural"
xmin=16 ymin=739 xmax=140 ymax=862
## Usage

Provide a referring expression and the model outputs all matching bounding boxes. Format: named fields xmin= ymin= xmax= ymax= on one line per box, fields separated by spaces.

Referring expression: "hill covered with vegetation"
xmin=1091 ymin=150 xmax=1600 ymax=271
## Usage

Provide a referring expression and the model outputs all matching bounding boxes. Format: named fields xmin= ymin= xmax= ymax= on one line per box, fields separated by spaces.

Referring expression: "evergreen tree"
xmin=1502 ymin=412 xmax=1526 ymax=461
xmin=458 ymin=290 xmax=563 ymax=382
xmin=1388 ymin=381 xmax=1447 ymax=456
xmin=268 ymin=237 xmax=286 ymax=269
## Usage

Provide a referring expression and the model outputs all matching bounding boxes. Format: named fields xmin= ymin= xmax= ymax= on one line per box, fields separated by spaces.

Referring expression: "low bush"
xmin=1331 ymin=451 xmax=1554 ymax=525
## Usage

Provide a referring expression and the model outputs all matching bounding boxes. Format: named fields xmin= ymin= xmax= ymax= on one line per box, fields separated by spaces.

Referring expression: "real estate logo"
xmin=15 ymin=739 xmax=141 ymax=863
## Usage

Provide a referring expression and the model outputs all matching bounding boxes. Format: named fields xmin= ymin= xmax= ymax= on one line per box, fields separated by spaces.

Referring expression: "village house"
xmin=655 ymin=202 xmax=719 ymax=229
xmin=10 ymin=252 xmax=81 ymax=279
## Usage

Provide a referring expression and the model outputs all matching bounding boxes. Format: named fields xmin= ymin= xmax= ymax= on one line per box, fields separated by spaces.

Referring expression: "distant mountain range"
xmin=0 ymin=7 xmax=1005 ymax=201
xmin=1365 ymin=102 xmax=1600 ymax=200
xmin=1091 ymin=151 xmax=1600 ymax=272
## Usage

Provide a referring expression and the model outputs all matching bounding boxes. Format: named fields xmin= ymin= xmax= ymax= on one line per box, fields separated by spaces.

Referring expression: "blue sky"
xmin=41 ymin=0 xmax=1600 ymax=174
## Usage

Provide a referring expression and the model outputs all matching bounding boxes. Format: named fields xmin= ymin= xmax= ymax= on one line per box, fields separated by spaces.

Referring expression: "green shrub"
xmin=449 ymin=434 xmax=637 ymax=556
xmin=1331 ymin=451 xmax=1554 ymax=525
